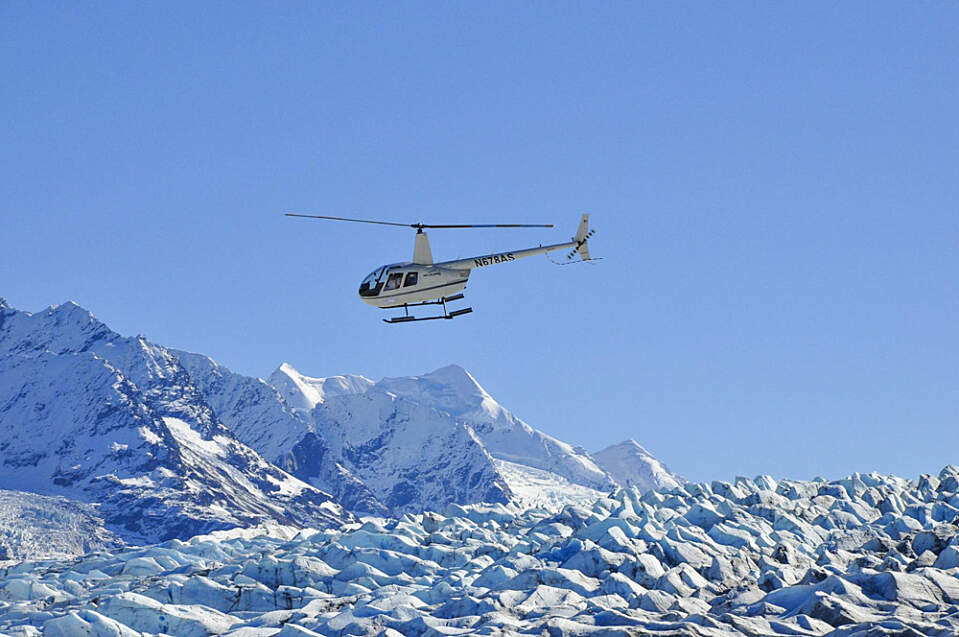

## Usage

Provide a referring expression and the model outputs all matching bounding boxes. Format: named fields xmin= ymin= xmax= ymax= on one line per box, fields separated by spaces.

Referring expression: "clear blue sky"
xmin=2 ymin=3 xmax=957 ymax=484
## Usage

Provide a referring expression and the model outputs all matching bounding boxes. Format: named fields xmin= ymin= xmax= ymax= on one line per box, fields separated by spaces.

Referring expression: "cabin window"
xmin=384 ymin=272 xmax=404 ymax=291
xmin=404 ymin=272 xmax=418 ymax=287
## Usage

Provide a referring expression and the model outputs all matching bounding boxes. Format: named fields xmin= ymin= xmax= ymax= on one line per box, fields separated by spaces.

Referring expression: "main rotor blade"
xmin=284 ymin=214 xmax=412 ymax=227
xmin=285 ymin=214 xmax=553 ymax=230
xmin=419 ymin=223 xmax=554 ymax=229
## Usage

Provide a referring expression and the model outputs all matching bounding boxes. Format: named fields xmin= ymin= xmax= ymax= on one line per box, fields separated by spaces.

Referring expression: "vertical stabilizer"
xmin=413 ymin=231 xmax=433 ymax=264
xmin=569 ymin=213 xmax=592 ymax=261
xmin=574 ymin=214 xmax=590 ymax=243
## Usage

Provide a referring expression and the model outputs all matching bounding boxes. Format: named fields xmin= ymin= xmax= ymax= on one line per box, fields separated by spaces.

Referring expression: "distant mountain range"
xmin=0 ymin=298 xmax=682 ymax=554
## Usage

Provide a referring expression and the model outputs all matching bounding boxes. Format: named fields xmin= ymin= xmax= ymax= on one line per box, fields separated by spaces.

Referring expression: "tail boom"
xmin=433 ymin=214 xmax=594 ymax=270
xmin=435 ymin=241 xmax=575 ymax=270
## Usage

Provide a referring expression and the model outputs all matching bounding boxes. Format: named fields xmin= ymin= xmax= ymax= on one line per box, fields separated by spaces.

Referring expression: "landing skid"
xmin=383 ymin=295 xmax=473 ymax=324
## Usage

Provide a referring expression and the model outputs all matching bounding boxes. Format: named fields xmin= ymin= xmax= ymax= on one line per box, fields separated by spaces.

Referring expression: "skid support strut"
xmin=383 ymin=295 xmax=473 ymax=324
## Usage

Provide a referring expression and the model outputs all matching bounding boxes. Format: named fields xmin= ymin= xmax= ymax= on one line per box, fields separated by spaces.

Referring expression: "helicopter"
xmin=285 ymin=213 xmax=595 ymax=323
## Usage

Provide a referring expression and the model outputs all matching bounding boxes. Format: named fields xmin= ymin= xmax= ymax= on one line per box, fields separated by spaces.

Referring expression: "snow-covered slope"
xmin=313 ymin=390 xmax=512 ymax=513
xmin=492 ymin=459 xmax=607 ymax=509
xmin=279 ymin=431 xmax=388 ymax=516
xmin=174 ymin=352 xmax=385 ymax=515
xmin=593 ymin=439 xmax=683 ymax=492
xmin=375 ymin=365 xmax=619 ymax=491
xmin=4 ymin=466 xmax=959 ymax=636
xmin=174 ymin=352 xmax=311 ymax=465
xmin=0 ymin=301 xmax=353 ymax=542
xmin=260 ymin=362 xmax=661 ymax=514
xmin=256 ymin=362 xmax=683 ymax=514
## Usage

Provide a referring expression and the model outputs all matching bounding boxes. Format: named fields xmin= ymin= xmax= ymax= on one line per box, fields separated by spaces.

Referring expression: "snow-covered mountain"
xmin=261 ymin=362 xmax=683 ymax=513
xmin=375 ymin=365 xmax=618 ymax=492
xmin=173 ymin=352 xmax=385 ymax=516
xmin=0 ymin=298 xmax=681 ymax=544
xmin=313 ymin=390 xmax=512 ymax=513
xmin=593 ymin=439 xmax=683 ymax=492
xmin=0 ymin=300 xmax=352 ymax=543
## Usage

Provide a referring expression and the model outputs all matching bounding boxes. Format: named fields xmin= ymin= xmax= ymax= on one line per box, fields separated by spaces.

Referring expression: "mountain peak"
xmin=45 ymin=300 xmax=108 ymax=330
xmin=268 ymin=364 xmax=373 ymax=413
xmin=593 ymin=440 xmax=683 ymax=492
xmin=615 ymin=439 xmax=652 ymax=455
xmin=0 ymin=297 xmax=10 ymax=310
xmin=376 ymin=365 xmax=498 ymax=421
xmin=371 ymin=366 xmax=618 ymax=492
xmin=421 ymin=364 xmax=489 ymax=396
xmin=50 ymin=299 xmax=88 ymax=313
xmin=430 ymin=363 xmax=468 ymax=374
xmin=0 ymin=299 xmax=118 ymax=358
xmin=270 ymin=362 xmax=310 ymax=387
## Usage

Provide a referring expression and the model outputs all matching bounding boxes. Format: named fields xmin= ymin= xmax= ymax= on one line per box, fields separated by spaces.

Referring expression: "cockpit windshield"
xmin=359 ymin=266 xmax=387 ymax=297
xmin=361 ymin=267 xmax=385 ymax=286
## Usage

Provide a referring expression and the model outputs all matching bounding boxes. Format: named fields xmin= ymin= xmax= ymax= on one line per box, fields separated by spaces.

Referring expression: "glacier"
xmin=1 ymin=467 xmax=958 ymax=635
xmin=0 ymin=490 xmax=123 ymax=562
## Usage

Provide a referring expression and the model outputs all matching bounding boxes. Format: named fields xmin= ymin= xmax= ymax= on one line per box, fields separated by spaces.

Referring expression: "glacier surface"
xmin=2 ymin=467 xmax=959 ymax=636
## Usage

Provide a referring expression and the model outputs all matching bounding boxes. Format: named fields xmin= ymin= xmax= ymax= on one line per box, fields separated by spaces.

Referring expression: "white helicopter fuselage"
xmin=359 ymin=263 xmax=471 ymax=308
xmin=357 ymin=214 xmax=591 ymax=309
